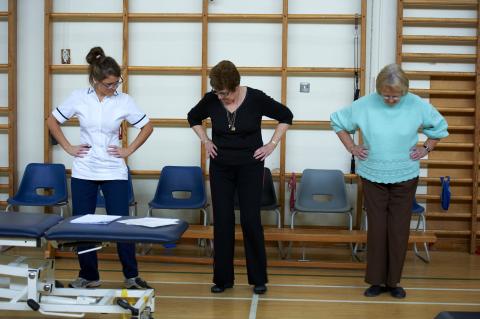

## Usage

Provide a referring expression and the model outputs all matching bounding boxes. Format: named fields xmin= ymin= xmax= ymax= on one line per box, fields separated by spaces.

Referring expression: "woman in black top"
xmin=187 ymin=60 xmax=293 ymax=294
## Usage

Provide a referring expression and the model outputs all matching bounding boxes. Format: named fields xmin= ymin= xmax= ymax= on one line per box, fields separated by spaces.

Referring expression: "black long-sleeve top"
xmin=188 ymin=87 xmax=294 ymax=165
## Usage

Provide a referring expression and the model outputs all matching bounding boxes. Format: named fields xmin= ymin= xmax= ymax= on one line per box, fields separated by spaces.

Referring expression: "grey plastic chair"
xmin=290 ymin=169 xmax=353 ymax=261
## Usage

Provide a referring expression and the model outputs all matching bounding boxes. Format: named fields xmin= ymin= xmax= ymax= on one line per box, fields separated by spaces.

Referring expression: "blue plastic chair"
xmin=96 ymin=168 xmax=137 ymax=216
xmin=290 ymin=169 xmax=353 ymax=260
xmin=148 ymin=166 xmax=208 ymax=226
xmin=412 ymin=198 xmax=430 ymax=263
xmin=6 ymin=163 xmax=68 ymax=217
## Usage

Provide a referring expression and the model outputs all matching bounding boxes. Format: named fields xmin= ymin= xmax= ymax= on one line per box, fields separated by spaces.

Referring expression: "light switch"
xmin=300 ymin=82 xmax=310 ymax=93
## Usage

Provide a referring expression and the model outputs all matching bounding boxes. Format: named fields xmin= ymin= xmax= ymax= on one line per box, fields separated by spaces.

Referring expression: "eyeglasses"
xmin=382 ymin=95 xmax=401 ymax=101
xmin=99 ymin=78 xmax=123 ymax=89
xmin=211 ymin=89 xmax=231 ymax=98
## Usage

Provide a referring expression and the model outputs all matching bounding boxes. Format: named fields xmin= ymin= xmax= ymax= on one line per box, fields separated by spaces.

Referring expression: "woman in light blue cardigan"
xmin=331 ymin=64 xmax=448 ymax=299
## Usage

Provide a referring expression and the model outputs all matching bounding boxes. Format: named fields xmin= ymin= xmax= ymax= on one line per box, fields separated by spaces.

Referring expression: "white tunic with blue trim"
xmin=52 ymin=88 xmax=149 ymax=180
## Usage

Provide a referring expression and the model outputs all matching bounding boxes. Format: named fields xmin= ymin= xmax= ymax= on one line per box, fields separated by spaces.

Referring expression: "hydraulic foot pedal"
xmin=117 ymin=298 xmax=139 ymax=317
xmin=27 ymin=299 xmax=40 ymax=311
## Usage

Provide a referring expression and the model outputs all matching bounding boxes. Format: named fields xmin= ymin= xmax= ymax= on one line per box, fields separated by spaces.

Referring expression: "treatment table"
xmin=0 ymin=212 xmax=188 ymax=319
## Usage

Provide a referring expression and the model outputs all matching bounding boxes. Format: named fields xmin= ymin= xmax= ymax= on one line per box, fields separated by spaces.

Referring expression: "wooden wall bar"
xmin=44 ymin=0 xmax=52 ymax=163
xmin=43 ymin=1 xmax=480 ymax=252
xmin=472 ymin=1 xmax=480 ymax=253
xmin=397 ymin=0 xmax=480 ymax=252
xmin=43 ymin=1 xmax=367 ymax=228
xmin=8 ymin=0 xmax=16 ymax=202
xmin=0 ymin=0 xmax=17 ymax=209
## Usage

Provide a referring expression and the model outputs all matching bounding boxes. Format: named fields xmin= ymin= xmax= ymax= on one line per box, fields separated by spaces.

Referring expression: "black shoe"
xmin=253 ymin=285 xmax=267 ymax=294
xmin=364 ymin=285 xmax=386 ymax=297
xmin=211 ymin=283 xmax=233 ymax=293
xmin=389 ymin=286 xmax=406 ymax=299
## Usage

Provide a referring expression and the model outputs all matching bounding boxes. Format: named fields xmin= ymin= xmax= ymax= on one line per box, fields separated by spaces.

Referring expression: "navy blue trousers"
xmin=71 ymin=177 xmax=138 ymax=281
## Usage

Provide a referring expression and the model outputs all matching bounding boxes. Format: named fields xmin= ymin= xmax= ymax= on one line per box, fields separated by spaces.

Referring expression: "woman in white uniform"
xmin=46 ymin=46 xmax=153 ymax=289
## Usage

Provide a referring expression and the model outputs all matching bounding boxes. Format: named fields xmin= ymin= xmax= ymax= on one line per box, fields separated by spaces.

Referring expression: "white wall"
xmin=14 ymin=0 xmax=402 ymax=224
xmin=17 ymin=1 xmax=46 ymax=172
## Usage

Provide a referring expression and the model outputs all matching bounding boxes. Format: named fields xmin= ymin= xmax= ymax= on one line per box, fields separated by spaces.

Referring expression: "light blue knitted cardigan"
xmin=330 ymin=92 xmax=448 ymax=184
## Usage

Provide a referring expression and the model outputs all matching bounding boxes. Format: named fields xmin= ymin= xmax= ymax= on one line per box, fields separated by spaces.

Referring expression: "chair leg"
xmin=290 ymin=211 xmax=297 ymax=230
xmin=274 ymin=209 xmax=284 ymax=258
xmin=286 ymin=211 xmax=297 ymax=259
xmin=275 ymin=209 xmax=281 ymax=229
xmin=353 ymin=209 xmax=367 ymax=261
xmin=413 ymin=242 xmax=430 ymax=263
xmin=290 ymin=212 xmax=308 ymax=262
xmin=413 ymin=216 xmax=420 ymax=256
xmin=201 ymin=208 xmax=208 ymax=226
xmin=147 ymin=207 xmax=153 ymax=217
xmin=347 ymin=211 xmax=356 ymax=260
xmin=299 ymin=246 xmax=309 ymax=262
xmin=130 ymin=203 xmax=138 ymax=217
xmin=198 ymin=208 xmax=208 ymax=248
xmin=5 ymin=204 xmax=11 ymax=212
xmin=346 ymin=211 xmax=360 ymax=261
xmin=347 ymin=211 xmax=353 ymax=231
xmin=413 ymin=213 xmax=430 ymax=263
xmin=422 ymin=242 xmax=431 ymax=262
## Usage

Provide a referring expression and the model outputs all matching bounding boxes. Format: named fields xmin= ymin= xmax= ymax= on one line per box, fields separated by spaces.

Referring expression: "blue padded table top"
xmin=45 ymin=216 xmax=189 ymax=244
xmin=0 ymin=212 xmax=63 ymax=238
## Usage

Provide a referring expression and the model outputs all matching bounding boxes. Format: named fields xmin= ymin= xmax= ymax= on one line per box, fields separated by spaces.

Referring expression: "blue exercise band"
xmin=440 ymin=176 xmax=450 ymax=211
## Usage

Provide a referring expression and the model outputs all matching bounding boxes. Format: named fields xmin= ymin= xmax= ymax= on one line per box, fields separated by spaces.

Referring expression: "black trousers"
xmin=209 ymin=160 xmax=268 ymax=286
xmin=362 ymin=177 xmax=419 ymax=287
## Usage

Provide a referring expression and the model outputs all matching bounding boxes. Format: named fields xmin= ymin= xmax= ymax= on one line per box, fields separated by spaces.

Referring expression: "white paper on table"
xmin=71 ymin=214 xmax=122 ymax=224
xmin=116 ymin=217 xmax=179 ymax=228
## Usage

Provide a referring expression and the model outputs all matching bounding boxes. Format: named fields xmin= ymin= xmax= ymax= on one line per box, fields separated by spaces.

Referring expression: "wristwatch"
xmin=423 ymin=143 xmax=431 ymax=153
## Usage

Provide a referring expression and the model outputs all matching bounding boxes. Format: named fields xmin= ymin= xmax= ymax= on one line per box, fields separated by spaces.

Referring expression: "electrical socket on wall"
xmin=300 ymin=82 xmax=310 ymax=93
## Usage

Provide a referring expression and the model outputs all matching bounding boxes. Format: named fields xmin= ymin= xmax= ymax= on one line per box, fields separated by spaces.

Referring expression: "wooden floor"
xmin=3 ymin=245 xmax=480 ymax=319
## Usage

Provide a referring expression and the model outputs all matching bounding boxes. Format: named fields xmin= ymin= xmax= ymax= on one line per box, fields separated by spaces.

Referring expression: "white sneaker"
xmin=68 ymin=277 xmax=101 ymax=288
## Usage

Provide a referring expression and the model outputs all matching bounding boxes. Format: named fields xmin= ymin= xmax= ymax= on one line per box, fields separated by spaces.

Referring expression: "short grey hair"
xmin=375 ymin=63 xmax=409 ymax=95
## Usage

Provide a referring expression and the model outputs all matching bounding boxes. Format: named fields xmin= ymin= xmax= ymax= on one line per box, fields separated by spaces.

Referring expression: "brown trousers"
xmin=361 ymin=177 xmax=419 ymax=287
